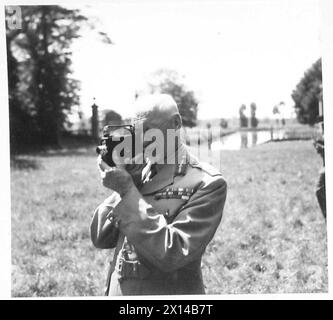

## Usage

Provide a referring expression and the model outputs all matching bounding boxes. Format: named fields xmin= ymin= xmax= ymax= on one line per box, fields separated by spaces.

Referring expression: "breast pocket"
xmin=152 ymin=199 xmax=184 ymax=222
xmin=151 ymin=188 xmax=196 ymax=222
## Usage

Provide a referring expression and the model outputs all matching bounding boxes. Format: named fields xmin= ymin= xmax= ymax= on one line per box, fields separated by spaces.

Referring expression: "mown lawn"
xmin=11 ymin=141 xmax=327 ymax=296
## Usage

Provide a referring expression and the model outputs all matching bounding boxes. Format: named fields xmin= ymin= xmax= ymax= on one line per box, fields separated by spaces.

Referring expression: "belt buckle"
xmin=115 ymin=257 xmax=123 ymax=272
xmin=115 ymin=255 xmax=126 ymax=281
xmin=123 ymin=259 xmax=139 ymax=278
xmin=126 ymin=260 xmax=151 ymax=279
xmin=116 ymin=257 xmax=140 ymax=279
xmin=128 ymin=260 xmax=139 ymax=276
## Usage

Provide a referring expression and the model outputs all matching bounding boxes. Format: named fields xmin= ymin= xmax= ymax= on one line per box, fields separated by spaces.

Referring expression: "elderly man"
xmin=90 ymin=94 xmax=227 ymax=295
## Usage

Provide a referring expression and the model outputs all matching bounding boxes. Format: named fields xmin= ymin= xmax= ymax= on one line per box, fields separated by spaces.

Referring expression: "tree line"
xmin=5 ymin=5 xmax=322 ymax=155
xmin=292 ymin=58 xmax=322 ymax=125
xmin=6 ymin=5 xmax=111 ymax=152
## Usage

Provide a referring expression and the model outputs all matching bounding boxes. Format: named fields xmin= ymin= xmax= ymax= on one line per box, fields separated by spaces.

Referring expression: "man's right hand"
xmin=97 ymin=156 xmax=134 ymax=197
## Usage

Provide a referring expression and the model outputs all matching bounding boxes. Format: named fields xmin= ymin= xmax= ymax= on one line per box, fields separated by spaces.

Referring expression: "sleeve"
xmin=112 ymin=175 xmax=227 ymax=272
xmin=90 ymin=192 xmax=121 ymax=249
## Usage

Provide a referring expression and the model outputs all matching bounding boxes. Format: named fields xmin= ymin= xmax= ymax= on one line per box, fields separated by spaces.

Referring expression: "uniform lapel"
xmin=139 ymin=143 xmax=192 ymax=195
xmin=140 ymin=164 xmax=175 ymax=195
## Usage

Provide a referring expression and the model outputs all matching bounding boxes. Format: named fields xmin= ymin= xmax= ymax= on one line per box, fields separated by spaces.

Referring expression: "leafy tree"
xmin=292 ymin=58 xmax=322 ymax=125
xmin=6 ymin=5 xmax=112 ymax=151
xmin=250 ymin=102 xmax=258 ymax=128
xmin=148 ymin=69 xmax=198 ymax=128
xmin=6 ymin=28 xmax=36 ymax=150
xmin=239 ymin=104 xmax=248 ymax=128
xmin=102 ymin=109 xmax=122 ymax=126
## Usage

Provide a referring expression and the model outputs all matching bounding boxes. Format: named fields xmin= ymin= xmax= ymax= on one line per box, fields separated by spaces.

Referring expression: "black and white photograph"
xmin=1 ymin=0 xmax=332 ymax=298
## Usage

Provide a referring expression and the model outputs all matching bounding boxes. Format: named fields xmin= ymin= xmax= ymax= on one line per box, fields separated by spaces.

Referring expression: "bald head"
xmin=131 ymin=94 xmax=183 ymax=162
xmin=133 ymin=94 xmax=181 ymax=129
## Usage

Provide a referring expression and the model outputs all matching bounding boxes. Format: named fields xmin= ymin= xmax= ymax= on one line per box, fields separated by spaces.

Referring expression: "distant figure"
xmin=239 ymin=104 xmax=248 ymax=128
xmin=314 ymin=120 xmax=326 ymax=219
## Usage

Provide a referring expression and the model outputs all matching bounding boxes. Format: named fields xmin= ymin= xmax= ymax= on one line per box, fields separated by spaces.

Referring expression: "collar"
xmin=140 ymin=143 xmax=189 ymax=195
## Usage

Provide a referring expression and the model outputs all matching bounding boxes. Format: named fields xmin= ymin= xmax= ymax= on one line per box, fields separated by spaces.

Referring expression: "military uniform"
xmin=90 ymin=145 xmax=227 ymax=295
xmin=316 ymin=167 xmax=326 ymax=218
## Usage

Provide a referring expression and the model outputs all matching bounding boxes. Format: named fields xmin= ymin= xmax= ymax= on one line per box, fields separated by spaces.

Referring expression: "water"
xmin=211 ymin=130 xmax=283 ymax=151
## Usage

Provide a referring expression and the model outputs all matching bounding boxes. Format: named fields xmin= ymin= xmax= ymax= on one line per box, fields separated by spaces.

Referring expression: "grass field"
xmin=11 ymin=140 xmax=327 ymax=296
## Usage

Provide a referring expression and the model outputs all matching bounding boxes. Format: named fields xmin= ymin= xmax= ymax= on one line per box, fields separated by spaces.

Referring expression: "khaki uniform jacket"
xmin=90 ymin=146 xmax=227 ymax=295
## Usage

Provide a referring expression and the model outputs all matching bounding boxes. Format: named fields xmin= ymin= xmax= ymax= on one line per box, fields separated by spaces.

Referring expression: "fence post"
xmin=91 ymin=98 xmax=99 ymax=143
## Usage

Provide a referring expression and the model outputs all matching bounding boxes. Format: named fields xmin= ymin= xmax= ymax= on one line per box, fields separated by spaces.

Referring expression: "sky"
xmin=69 ymin=0 xmax=322 ymax=121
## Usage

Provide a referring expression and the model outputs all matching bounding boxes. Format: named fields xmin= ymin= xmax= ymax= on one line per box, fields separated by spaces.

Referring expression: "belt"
xmin=115 ymin=255 xmax=151 ymax=281
xmin=114 ymin=255 xmax=181 ymax=284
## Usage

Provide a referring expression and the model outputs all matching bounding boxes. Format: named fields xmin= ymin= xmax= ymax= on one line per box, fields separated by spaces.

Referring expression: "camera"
xmin=96 ymin=124 xmax=135 ymax=167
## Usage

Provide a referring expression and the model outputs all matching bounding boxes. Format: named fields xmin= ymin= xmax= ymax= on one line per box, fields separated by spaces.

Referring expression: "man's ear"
xmin=172 ymin=114 xmax=182 ymax=130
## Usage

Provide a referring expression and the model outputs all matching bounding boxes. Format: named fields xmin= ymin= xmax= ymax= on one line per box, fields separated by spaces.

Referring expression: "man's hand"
xmin=97 ymin=156 xmax=134 ymax=197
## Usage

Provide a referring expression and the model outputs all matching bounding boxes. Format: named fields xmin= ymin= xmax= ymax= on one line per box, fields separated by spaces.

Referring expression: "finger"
xmin=97 ymin=155 xmax=106 ymax=170
xmin=97 ymin=156 xmax=104 ymax=174
xmin=98 ymin=158 xmax=112 ymax=172
xmin=97 ymin=155 xmax=102 ymax=166
xmin=100 ymin=170 xmax=106 ymax=179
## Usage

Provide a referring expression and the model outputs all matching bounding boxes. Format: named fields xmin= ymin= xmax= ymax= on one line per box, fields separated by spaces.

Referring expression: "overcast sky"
xmin=70 ymin=0 xmax=321 ymax=120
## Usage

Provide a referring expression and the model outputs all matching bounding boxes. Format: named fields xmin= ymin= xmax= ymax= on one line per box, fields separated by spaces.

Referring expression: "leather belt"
xmin=115 ymin=255 xmax=151 ymax=281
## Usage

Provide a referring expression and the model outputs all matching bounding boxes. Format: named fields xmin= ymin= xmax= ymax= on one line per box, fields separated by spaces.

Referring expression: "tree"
xmin=239 ymin=104 xmax=248 ymax=128
xmin=102 ymin=109 xmax=122 ymax=126
xmin=148 ymin=69 xmax=198 ymax=128
xmin=6 ymin=5 xmax=112 ymax=151
xmin=250 ymin=102 xmax=258 ymax=128
xmin=6 ymin=6 xmax=85 ymax=148
xmin=292 ymin=58 xmax=322 ymax=125
xmin=6 ymin=28 xmax=37 ymax=150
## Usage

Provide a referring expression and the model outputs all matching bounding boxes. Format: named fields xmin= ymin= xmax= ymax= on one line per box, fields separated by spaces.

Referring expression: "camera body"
xmin=96 ymin=124 xmax=135 ymax=167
